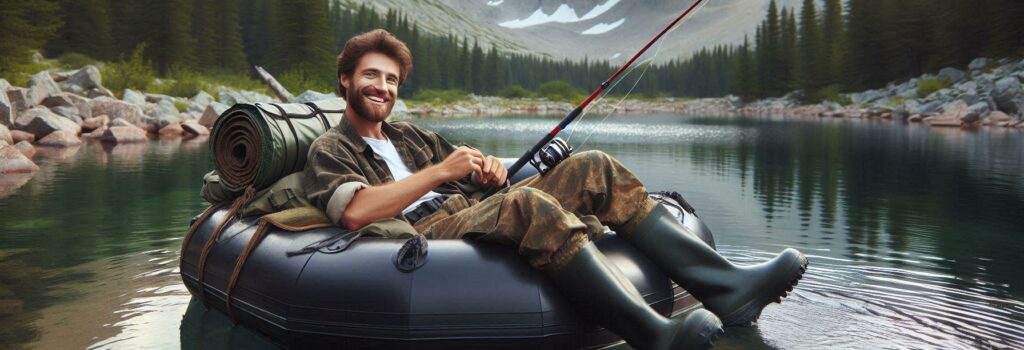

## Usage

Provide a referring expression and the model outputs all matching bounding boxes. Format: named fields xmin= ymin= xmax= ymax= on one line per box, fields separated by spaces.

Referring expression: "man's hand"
xmin=435 ymin=147 xmax=485 ymax=182
xmin=478 ymin=155 xmax=508 ymax=187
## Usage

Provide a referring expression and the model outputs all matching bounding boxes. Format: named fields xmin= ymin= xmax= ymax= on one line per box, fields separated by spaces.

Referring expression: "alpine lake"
xmin=1 ymin=114 xmax=1022 ymax=349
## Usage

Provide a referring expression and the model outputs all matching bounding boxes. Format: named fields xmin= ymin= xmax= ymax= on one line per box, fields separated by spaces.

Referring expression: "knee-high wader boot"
xmin=626 ymin=205 xmax=809 ymax=326
xmin=548 ymin=243 xmax=724 ymax=350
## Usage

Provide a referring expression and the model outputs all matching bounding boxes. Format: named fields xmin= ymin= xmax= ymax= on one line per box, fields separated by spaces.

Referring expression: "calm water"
xmin=0 ymin=115 xmax=1022 ymax=349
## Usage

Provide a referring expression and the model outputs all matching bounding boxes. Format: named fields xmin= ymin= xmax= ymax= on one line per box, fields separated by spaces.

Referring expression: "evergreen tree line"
xmin=4 ymin=0 xmax=1024 ymax=101
xmin=648 ymin=0 xmax=1024 ymax=102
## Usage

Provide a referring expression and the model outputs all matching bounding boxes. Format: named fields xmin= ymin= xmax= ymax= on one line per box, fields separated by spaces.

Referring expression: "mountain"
xmin=337 ymin=0 xmax=804 ymax=63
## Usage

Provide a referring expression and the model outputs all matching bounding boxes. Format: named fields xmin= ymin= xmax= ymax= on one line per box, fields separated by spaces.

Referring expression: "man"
xmin=305 ymin=29 xmax=808 ymax=350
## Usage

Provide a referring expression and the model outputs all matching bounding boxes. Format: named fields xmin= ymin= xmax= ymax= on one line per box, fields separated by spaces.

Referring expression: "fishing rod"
xmin=483 ymin=0 xmax=706 ymax=198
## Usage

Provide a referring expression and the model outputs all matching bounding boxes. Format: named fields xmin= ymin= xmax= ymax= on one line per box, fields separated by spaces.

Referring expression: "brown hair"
xmin=336 ymin=29 xmax=413 ymax=97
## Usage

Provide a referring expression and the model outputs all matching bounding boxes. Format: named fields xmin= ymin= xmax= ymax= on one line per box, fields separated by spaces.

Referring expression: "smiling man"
xmin=304 ymin=29 xmax=808 ymax=350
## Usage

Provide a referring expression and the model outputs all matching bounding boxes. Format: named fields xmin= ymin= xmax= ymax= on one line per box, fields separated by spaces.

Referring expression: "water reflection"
xmin=417 ymin=115 xmax=1024 ymax=348
xmin=0 ymin=115 xmax=1021 ymax=349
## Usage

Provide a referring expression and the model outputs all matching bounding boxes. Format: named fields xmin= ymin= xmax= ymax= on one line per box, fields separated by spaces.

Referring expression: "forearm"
xmin=341 ymin=166 xmax=445 ymax=230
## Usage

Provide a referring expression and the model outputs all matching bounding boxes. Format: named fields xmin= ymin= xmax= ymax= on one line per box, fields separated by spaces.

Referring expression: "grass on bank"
xmin=0 ymin=47 xmax=271 ymax=100
xmin=917 ymin=78 xmax=951 ymax=98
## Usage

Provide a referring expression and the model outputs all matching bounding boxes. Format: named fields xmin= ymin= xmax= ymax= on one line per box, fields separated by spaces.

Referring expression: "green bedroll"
xmin=210 ymin=98 xmax=346 ymax=193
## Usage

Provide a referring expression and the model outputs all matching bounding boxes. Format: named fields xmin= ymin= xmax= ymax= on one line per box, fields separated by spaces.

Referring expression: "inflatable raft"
xmin=180 ymin=164 xmax=716 ymax=349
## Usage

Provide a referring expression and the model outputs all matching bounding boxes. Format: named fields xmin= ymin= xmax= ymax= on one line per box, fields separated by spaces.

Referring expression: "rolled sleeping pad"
xmin=210 ymin=98 xmax=346 ymax=192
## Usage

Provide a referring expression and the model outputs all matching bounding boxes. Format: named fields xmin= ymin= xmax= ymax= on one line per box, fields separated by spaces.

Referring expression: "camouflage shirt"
xmin=304 ymin=115 xmax=482 ymax=226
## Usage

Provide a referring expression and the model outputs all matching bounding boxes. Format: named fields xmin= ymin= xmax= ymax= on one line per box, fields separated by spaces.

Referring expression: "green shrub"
xmin=277 ymin=66 xmax=334 ymax=94
xmin=917 ymin=78 xmax=951 ymax=98
xmin=819 ymin=84 xmax=853 ymax=105
xmin=537 ymin=80 xmax=583 ymax=103
xmin=2 ymin=61 xmax=55 ymax=87
xmin=149 ymin=66 xmax=204 ymax=97
xmin=56 ymin=52 xmax=97 ymax=69
xmin=413 ymin=89 xmax=469 ymax=104
xmin=174 ymin=100 xmax=190 ymax=112
xmin=201 ymin=71 xmax=268 ymax=94
xmin=499 ymin=84 xmax=532 ymax=99
xmin=887 ymin=96 xmax=907 ymax=107
xmin=102 ymin=44 xmax=156 ymax=96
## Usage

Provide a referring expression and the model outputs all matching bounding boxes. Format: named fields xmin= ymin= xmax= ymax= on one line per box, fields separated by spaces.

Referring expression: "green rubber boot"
xmin=549 ymin=243 xmax=724 ymax=349
xmin=627 ymin=205 xmax=809 ymax=326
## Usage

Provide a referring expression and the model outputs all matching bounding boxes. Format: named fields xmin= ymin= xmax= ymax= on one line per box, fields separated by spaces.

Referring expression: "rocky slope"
xmin=341 ymin=0 xmax=803 ymax=62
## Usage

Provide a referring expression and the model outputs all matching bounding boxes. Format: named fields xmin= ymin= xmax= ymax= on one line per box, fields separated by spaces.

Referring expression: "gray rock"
xmin=159 ymin=123 xmax=186 ymax=137
xmin=154 ymin=114 xmax=182 ymax=129
xmin=0 ymin=124 xmax=11 ymax=145
xmin=109 ymin=118 xmax=134 ymax=128
xmin=959 ymin=93 xmax=981 ymax=106
xmin=146 ymin=100 xmax=178 ymax=118
xmin=49 ymin=105 xmax=82 ymax=124
xmin=993 ymin=77 xmax=1022 ymax=114
xmin=915 ymin=100 xmax=943 ymax=115
xmin=956 ymin=80 xmax=978 ymax=93
xmin=968 ymin=57 xmax=990 ymax=71
xmin=960 ymin=112 xmax=981 ymax=124
xmin=215 ymin=86 xmax=246 ymax=105
xmin=0 ymin=90 xmax=11 ymax=128
xmin=937 ymin=67 xmax=966 ymax=82
xmin=191 ymin=90 xmax=214 ymax=106
xmin=63 ymin=65 xmax=102 ymax=91
xmin=122 ymin=89 xmax=147 ymax=106
xmin=0 ymin=79 xmax=10 ymax=91
xmin=86 ymin=87 xmax=114 ymax=98
xmin=89 ymin=98 xmax=145 ymax=124
xmin=198 ymin=102 xmax=229 ymax=128
xmin=967 ymin=102 xmax=990 ymax=117
xmin=144 ymin=93 xmax=175 ymax=104
xmin=40 ymin=94 xmax=73 ymax=109
xmin=187 ymin=101 xmax=205 ymax=113
xmin=6 ymin=87 xmax=32 ymax=116
xmin=181 ymin=121 xmax=209 ymax=136
xmin=65 ymin=93 xmax=92 ymax=120
xmin=292 ymin=90 xmax=337 ymax=103
xmin=13 ymin=106 xmax=82 ymax=139
xmin=28 ymin=71 xmax=62 ymax=105
xmin=82 ymin=115 xmax=109 ymax=131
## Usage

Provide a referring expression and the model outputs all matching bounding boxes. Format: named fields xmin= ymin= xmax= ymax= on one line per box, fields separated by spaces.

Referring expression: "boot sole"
xmin=676 ymin=309 xmax=725 ymax=349
xmin=721 ymin=251 xmax=809 ymax=326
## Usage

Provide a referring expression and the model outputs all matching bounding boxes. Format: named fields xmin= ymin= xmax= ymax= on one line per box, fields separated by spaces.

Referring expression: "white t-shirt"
xmin=362 ymin=137 xmax=445 ymax=214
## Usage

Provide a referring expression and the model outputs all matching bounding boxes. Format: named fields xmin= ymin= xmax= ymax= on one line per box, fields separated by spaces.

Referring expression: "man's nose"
xmin=371 ymin=76 xmax=387 ymax=91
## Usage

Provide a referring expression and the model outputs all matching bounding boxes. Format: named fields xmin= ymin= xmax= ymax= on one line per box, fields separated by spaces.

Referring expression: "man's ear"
xmin=340 ymin=74 xmax=350 ymax=91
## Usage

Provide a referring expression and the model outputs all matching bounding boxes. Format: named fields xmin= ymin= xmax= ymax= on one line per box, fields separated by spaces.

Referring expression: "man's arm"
xmin=341 ymin=147 xmax=486 ymax=230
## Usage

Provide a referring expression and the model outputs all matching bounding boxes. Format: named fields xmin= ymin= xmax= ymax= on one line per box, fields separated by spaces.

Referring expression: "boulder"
xmin=915 ymin=100 xmax=943 ymax=115
xmin=65 ymin=93 xmax=92 ymax=120
xmin=926 ymin=118 xmax=962 ymax=127
xmin=0 ymin=145 xmax=39 ymax=173
xmin=89 ymin=98 xmax=145 ymax=124
xmin=82 ymin=115 xmax=109 ymax=131
xmin=109 ymin=117 xmax=134 ymax=128
xmin=293 ymin=90 xmax=337 ymax=103
xmin=39 ymin=94 xmax=74 ymax=109
xmin=984 ymin=111 xmax=1013 ymax=125
xmin=28 ymin=71 xmax=62 ymax=105
xmin=122 ymin=88 xmax=147 ymax=106
xmin=0 ymin=124 xmax=10 ymax=145
xmin=966 ymin=102 xmax=990 ymax=118
xmin=192 ymin=90 xmax=214 ymax=106
xmin=63 ymin=65 xmax=102 ymax=91
xmin=158 ymin=123 xmax=187 ymax=137
xmin=939 ymin=100 xmax=968 ymax=119
xmin=908 ymin=114 xmax=923 ymax=122
xmin=100 ymin=126 xmax=147 ymax=143
xmin=968 ymin=57 xmax=990 ymax=71
xmin=937 ymin=67 xmax=966 ymax=82
xmin=0 ymin=78 xmax=10 ymax=91
xmin=147 ymin=99 xmax=178 ymax=118
xmin=154 ymin=114 xmax=182 ymax=129
xmin=0 ymin=98 xmax=10 ymax=129
xmin=181 ymin=121 xmax=209 ymax=136
xmin=216 ymin=86 xmax=247 ymax=105
xmin=198 ymin=102 xmax=229 ymax=127
xmin=13 ymin=141 xmax=34 ymax=158
xmin=49 ymin=105 xmax=82 ymax=124
xmin=86 ymin=87 xmax=114 ymax=99
xmin=10 ymin=130 xmax=34 ymax=144
xmin=13 ymin=107 xmax=81 ymax=139
xmin=81 ymin=125 xmax=108 ymax=139
xmin=144 ymin=93 xmax=174 ymax=104
xmin=6 ymin=88 xmax=32 ymax=117
xmin=37 ymin=130 xmax=82 ymax=147
xmin=960 ymin=112 xmax=981 ymax=125
xmin=993 ymin=76 xmax=1022 ymax=114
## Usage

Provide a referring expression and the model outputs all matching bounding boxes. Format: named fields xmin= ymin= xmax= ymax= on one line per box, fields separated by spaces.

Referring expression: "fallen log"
xmin=254 ymin=65 xmax=294 ymax=103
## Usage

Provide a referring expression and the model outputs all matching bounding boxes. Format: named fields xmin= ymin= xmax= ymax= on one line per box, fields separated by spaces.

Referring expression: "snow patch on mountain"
xmin=498 ymin=0 xmax=621 ymax=29
xmin=486 ymin=0 xmax=503 ymax=6
xmin=582 ymin=18 xmax=625 ymax=35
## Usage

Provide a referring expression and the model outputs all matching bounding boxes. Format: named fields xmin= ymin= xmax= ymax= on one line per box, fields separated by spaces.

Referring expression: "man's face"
xmin=340 ymin=51 xmax=400 ymax=123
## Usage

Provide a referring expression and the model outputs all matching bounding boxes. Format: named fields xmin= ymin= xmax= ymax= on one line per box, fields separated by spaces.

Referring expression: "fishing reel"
xmin=530 ymin=137 xmax=573 ymax=175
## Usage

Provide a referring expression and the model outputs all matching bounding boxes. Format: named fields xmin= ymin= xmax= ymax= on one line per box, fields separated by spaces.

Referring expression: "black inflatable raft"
xmin=180 ymin=167 xmax=717 ymax=349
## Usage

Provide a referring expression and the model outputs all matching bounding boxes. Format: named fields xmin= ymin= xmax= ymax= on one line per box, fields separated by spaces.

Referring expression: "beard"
xmin=346 ymin=86 xmax=395 ymax=123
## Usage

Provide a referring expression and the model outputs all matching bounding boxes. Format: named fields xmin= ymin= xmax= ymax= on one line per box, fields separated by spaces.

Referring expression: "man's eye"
xmin=387 ymin=78 xmax=398 ymax=85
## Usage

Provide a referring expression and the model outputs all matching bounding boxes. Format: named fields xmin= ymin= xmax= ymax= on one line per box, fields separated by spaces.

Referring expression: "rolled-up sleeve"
xmin=305 ymin=140 xmax=370 ymax=226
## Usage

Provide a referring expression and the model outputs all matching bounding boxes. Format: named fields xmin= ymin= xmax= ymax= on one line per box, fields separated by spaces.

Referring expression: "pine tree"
xmin=796 ymin=0 xmax=823 ymax=99
xmin=0 ymin=0 xmax=61 ymax=73
xmin=213 ymin=0 xmax=248 ymax=73
xmin=46 ymin=0 xmax=113 ymax=60
xmin=780 ymin=8 xmax=797 ymax=91
xmin=821 ymin=0 xmax=844 ymax=87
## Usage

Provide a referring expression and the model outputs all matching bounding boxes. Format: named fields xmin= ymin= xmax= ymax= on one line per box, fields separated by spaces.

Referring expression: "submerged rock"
xmin=100 ymin=126 xmax=148 ymax=143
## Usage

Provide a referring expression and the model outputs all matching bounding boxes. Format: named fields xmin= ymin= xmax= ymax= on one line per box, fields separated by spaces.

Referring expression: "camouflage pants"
xmin=413 ymin=150 xmax=657 ymax=271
